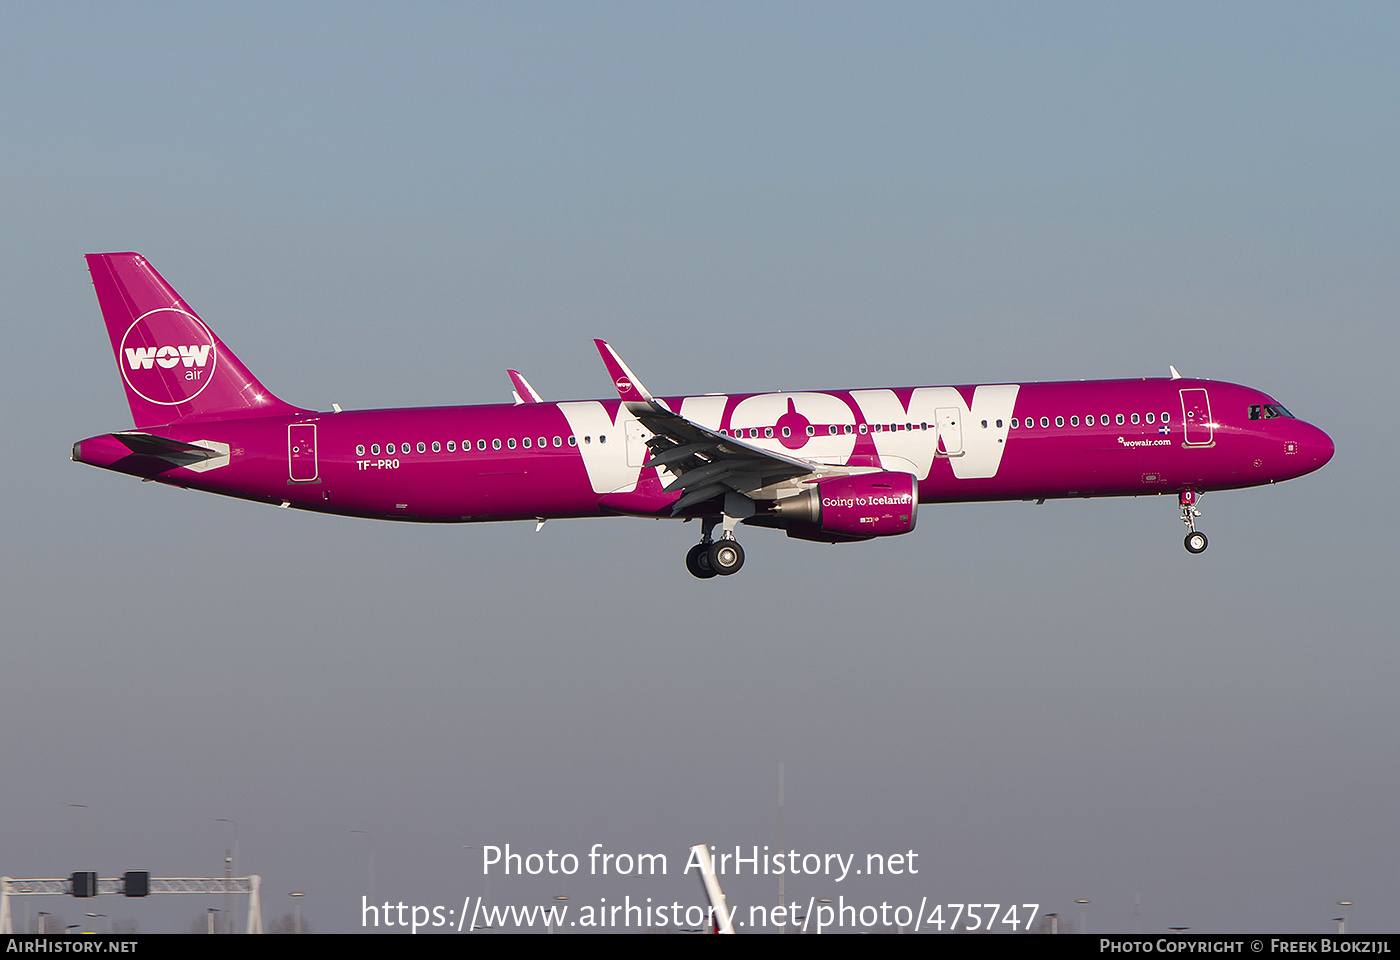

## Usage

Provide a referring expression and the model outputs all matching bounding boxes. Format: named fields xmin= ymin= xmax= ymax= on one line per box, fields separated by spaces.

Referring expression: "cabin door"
xmin=288 ymin=423 xmax=319 ymax=481
xmin=1179 ymin=389 xmax=1214 ymax=446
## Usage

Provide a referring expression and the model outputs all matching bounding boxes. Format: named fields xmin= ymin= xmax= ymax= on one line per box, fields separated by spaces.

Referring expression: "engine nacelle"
xmin=772 ymin=472 xmax=918 ymax=539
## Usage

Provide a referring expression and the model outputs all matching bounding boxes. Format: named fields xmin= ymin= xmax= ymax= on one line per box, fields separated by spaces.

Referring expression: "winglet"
xmin=593 ymin=340 xmax=657 ymax=404
xmin=507 ymin=369 xmax=543 ymax=404
xmin=1169 ymin=365 xmax=1182 ymax=380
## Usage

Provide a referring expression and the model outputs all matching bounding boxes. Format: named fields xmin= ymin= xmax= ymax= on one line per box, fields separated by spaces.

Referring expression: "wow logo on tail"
xmin=119 ymin=308 xmax=219 ymax=405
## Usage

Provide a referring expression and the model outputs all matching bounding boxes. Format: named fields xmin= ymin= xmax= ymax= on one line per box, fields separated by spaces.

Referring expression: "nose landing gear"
xmin=1180 ymin=490 xmax=1207 ymax=554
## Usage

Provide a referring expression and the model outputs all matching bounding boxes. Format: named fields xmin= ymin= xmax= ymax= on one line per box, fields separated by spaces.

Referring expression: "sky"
xmin=1 ymin=1 xmax=1396 ymax=935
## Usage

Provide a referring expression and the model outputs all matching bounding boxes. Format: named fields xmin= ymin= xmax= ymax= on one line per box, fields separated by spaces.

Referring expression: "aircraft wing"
xmin=593 ymin=340 xmax=823 ymax=514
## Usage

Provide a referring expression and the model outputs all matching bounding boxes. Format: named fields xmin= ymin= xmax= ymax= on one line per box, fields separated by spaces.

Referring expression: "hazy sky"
xmin=1 ymin=2 xmax=1396 ymax=934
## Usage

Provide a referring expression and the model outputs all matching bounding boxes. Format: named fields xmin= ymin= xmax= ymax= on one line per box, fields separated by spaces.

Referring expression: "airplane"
xmin=73 ymin=253 xmax=1334 ymax=579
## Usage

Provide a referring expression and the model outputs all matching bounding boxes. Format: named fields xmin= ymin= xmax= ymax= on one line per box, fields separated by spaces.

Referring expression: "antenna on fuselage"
xmin=1169 ymin=366 xmax=1182 ymax=380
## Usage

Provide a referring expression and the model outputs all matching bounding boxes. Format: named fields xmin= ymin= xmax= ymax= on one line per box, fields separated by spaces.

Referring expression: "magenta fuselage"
xmin=75 ymin=379 xmax=1333 ymax=523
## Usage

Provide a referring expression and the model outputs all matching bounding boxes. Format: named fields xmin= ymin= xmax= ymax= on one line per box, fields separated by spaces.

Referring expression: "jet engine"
xmin=770 ymin=471 xmax=918 ymax=541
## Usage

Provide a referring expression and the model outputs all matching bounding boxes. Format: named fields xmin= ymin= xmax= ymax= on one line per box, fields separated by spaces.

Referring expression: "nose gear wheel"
xmin=1179 ymin=491 xmax=1207 ymax=554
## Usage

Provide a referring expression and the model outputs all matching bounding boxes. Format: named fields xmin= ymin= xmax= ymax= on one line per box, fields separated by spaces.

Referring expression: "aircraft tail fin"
xmin=86 ymin=253 xmax=308 ymax=428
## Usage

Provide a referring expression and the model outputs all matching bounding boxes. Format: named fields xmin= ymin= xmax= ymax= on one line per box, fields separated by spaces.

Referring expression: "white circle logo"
xmin=118 ymin=308 xmax=219 ymax=406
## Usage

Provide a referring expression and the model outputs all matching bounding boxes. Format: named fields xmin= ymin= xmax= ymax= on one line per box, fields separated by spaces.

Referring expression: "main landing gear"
xmin=685 ymin=541 xmax=716 ymax=578
xmin=1180 ymin=490 xmax=1208 ymax=554
xmin=685 ymin=517 xmax=746 ymax=579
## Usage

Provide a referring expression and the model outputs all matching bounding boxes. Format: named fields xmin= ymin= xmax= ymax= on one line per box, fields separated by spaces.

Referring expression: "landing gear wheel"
xmin=686 ymin=542 xmax=717 ymax=579
xmin=1184 ymin=531 xmax=1208 ymax=554
xmin=708 ymin=539 xmax=745 ymax=576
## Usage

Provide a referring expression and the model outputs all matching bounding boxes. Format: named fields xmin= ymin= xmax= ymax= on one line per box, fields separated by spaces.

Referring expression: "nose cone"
xmin=1297 ymin=422 xmax=1335 ymax=474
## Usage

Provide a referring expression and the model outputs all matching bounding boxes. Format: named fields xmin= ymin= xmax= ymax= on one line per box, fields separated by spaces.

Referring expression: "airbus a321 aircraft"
xmin=73 ymin=253 xmax=1334 ymax=578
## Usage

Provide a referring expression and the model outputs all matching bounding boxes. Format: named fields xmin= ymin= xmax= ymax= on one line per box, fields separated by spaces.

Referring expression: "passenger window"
xmin=538 ymin=437 xmax=546 ymax=448
xmin=1146 ymin=413 xmax=1154 ymax=424
xmin=1101 ymin=415 xmax=1110 ymax=426
xmin=1040 ymin=417 xmax=1049 ymax=428
xmin=805 ymin=425 xmax=815 ymax=436
xmin=507 ymin=438 xmax=516 ymax=449
xmin=432 ymin=441 xmax=441 ymax=453
xmin=371 ymin=444 xmax=380 ymax=455
xmin=981 ymin=420 xmax=988 ymax=428
xmin=1055 ymin=416 xmax=1064 ymax=427
xmin=569 ymin=436 xmax=577 ymax=446
xmin=1070 ymin=416 xmax=1079 ymax=427
xmin=599 ymin=435 xmax=607 ymax=444
xmin=492 ymin=439 xmax=502 ymax=450
xmin=447 ymin=441 xmax=455 ymax=452
xmin=356 ymin=444 xmax=365 ymax=456
xmin=386 ymin=443 xmax=395 ymax=454
xmin=765 ymin=427 xmax=774 ymax=438
xmin=1010 ymin=418 xmax=1019 ymax=428
xmin=522 ymin=437 xmax=531 ymax=449
xmin=995 ymin=419 xmax=1002 ymax=428
xmin=553 ymin=436 xmax=562 ymax=447
xmin=1130 ymin=414 xmax=1140 ymax=425
xmin=1161 ymin=412 xmax=1170 ymax=422
xmin=417 ymin=442 xmax=426 ymax=453
xmin=477 ymin=440 xmax=487 ymax=451
xmin=1115 ymin=414 xmax=1124 ymax=425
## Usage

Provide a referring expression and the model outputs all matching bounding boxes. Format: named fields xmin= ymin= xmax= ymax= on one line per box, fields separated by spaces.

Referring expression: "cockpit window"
xmin=1249 ymin=403 xmax=1295 ymax=421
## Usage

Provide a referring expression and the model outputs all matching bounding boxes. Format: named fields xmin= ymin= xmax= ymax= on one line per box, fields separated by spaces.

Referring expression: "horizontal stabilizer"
xmin=113 ymin=433 xmax=224 ymax=466
xmin=73 ymin=432 xmax=228 ymax=478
